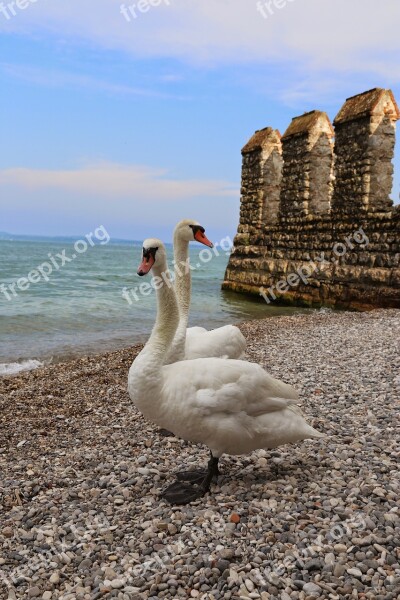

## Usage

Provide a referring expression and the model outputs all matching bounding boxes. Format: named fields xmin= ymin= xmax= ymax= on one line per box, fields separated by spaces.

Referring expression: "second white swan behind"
xmin=165 ymin=219 xmax=246 ymax=364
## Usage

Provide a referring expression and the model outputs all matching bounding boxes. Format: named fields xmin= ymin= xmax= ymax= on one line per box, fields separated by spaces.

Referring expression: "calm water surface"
xmin=0 ymin=238 xmax=308 ymax=374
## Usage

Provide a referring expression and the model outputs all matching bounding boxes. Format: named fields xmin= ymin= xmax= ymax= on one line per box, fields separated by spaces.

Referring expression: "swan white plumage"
xmin=165 ymin=219 xmax=246 ymax=364
xmin=129 ymin=239 xmax=325 ymax=505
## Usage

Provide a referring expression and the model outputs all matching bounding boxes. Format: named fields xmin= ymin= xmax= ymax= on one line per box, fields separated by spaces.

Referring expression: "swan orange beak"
xmin=137 ymin=255 xmax=155 ymax=276
xmin=194 ymin=229 xmax=213 ymax=248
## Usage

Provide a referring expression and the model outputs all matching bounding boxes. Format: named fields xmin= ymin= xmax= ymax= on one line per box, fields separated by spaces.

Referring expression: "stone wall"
xmin=223 ymin=88 xmax=400 ymax=310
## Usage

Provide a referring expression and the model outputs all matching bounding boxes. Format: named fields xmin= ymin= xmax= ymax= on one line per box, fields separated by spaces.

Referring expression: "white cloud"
xmin=0 ymin=63 xmax=187 ymax=99
xmin=0 ymin=162 xmax=239 ymax=239
xmin=0 ymin=162 xmax=237 ymax=199
xmin=1 ymin=0 xmax=399 ymax=81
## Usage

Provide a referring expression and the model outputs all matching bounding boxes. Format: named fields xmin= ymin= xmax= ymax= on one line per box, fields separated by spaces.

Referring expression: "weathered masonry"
xmin=223 ymin=88 xmax=400 ymax=309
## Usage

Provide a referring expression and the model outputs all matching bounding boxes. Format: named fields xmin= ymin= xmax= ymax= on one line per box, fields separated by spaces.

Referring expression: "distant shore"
xmin=1 ymin=309 xmax=399 ymax=599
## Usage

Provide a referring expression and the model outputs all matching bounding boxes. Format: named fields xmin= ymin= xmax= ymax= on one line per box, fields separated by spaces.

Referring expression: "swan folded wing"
xmin=166 ymin=359 xmax=299 ymax=418
xmin=194 ymin=385 xmax=297 ymax=418
xmin=163 ymin=358 xmax=298 ymax=414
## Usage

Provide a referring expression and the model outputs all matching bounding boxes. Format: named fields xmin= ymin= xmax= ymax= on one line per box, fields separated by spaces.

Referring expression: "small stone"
xmin=334 ymin=564 xmax=346 ymax=577
xmin=229 ymin=568 xmax=239 ymax=582
xmin=2 ymin=527 xmax=13 ymax=538
xmin=293 ymin=580 xmax=305 ymax=589
xmin=168 ymin=523 xmax=178 ymax=535
xmin=42 ymin=592 xmax=52 ymax=600
xmin=104 ymin=567 xmax=117 ymax=580
xmin=334 ymin=544 xmax=347 ymax=553
xmin=60 ymin=552 xmax=71 ymax=565
xmin=216 ymin=559 xmax=231 ymax=572
xmin=230 ymin=513 xmax=240 ymax=524
xmin=304 ymin=558 xmax=323 ymax=572
xmin=28 ymin=588 xmax=41 ymax=598
xmin=78 ymin=558 xmax=92 ymax=570
xmin=325 ymin=553 xmax=335 ymax=565
xmin=347 ymin=567 xmax=363 ymax=578
xmin=384 ymin=513 xmax=398 ymax=523
xmin=220 ymin=548 xmax=235 ymax=560
xmin=244 ymin=579 xmax=254 ymax=592
xmin=238 ymin=585 xmax=250 ymax=598
xmin=110 ymin=579 xmax=124 ymax=589
xmin=138 ymin=467 xmax=150 ymax=475
xmin=302 ymin=582 xmax=321 ymax=596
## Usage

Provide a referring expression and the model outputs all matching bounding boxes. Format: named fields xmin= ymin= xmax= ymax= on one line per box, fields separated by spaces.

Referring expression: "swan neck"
xmin=130 ymin=266 xmax=179 ymax=379
xmin=148 ymin=268 xmax=179 ymax=357
xmin=128 ymin=265 xmax=179 ymax=418
xmin=173 ymin=233 xmax=191 ymax=322
xmin=162 ymin=233 xmax=191 ymax=363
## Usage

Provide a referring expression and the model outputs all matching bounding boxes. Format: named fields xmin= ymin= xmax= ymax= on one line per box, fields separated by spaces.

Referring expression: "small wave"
xmin=0 ymin=359 xmax=44 ymax=377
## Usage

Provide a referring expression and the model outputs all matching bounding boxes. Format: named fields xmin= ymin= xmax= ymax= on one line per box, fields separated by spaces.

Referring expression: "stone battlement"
xmin=223 ymin=88 xmax=400 ymax=309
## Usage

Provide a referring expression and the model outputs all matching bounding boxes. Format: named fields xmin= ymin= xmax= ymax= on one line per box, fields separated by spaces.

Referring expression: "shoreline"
xmin=0 ymin=305 xmax=313 ymax=377
xmin=1 ymin=308 xmax=399 ymax=599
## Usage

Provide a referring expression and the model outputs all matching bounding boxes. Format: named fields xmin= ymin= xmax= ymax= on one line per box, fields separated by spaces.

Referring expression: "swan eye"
xmin=142 ymin=247 xmax=158 ymax=260
xmin=189 ymin=225 xmax=205 ymax=235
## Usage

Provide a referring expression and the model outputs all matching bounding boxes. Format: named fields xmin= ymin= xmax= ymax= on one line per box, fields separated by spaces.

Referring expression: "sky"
xmin=0 ymin=0 xmax=399 ymax=242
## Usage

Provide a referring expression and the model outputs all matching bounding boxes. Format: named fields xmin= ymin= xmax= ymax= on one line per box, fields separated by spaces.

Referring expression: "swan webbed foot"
xmin=176 ymin=470 xmax=208 ymax=484
xmin=157 ymin=428 xmax=175 ymax=437
xmin=162 ymin=455 xmax=219 ymax=505
xmin=161 ymin=481 xmax=206 ymax=504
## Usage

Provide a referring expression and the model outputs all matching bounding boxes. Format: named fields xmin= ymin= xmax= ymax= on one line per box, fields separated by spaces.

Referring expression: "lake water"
xmin=0 ymin=237 xmax=306 ymax=375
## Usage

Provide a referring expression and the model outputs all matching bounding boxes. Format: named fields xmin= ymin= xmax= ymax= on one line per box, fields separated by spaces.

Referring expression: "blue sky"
xmin=0 ymin=0 xmax=399 ymax=242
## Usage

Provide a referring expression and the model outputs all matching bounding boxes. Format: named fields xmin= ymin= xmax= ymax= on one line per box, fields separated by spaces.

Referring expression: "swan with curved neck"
xmin=129 ymin=239 xmax=325 ymax=505
xmin=165 ymin=219 xmax=246 ymax=364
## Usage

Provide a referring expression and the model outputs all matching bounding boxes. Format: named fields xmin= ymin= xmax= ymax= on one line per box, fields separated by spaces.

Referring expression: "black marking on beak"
xmin=189 ymin=225 xmax=205 ymax=236
xmin=142 ymin=247 xmax=158 ymax=260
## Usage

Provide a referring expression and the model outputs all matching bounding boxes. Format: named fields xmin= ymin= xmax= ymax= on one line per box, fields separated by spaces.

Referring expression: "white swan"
xmin=129 ymin=239 xmax=325 ymax=505
xmin=165 ymin=219 xmax=246 ymax=364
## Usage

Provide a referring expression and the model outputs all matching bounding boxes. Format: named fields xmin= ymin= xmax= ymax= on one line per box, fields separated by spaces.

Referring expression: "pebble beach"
xmin=1 ymin=309 xmax=399 ymax=600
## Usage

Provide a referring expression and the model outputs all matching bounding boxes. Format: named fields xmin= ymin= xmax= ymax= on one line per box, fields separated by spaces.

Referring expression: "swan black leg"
xmin=162 ymin=455 xmax=219 ymax=505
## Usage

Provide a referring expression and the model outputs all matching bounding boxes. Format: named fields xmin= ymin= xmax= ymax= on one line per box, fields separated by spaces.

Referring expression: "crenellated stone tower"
xmin=223 ymin=88 xmax=400 ymax=309
xmin=239 ymin=127 xmax=283 ymax=232
xmin=332 ymin=89 xmax=399 ymax=216
xmin=279 ymin=110 xmax=334 ymax=219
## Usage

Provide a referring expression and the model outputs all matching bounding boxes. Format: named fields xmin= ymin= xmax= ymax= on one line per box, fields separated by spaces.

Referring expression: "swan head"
xmin=137 ymin=238 xmax=167 ymax=276
xmin=174 ymin=219 xmax=213 ymax=248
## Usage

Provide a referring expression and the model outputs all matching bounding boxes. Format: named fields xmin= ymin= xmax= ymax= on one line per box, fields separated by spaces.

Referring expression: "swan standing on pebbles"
xmin=165 ymin=219 xmax=246 ymax=364
xmin=128 ymin=239 xmax=325 ymax=505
